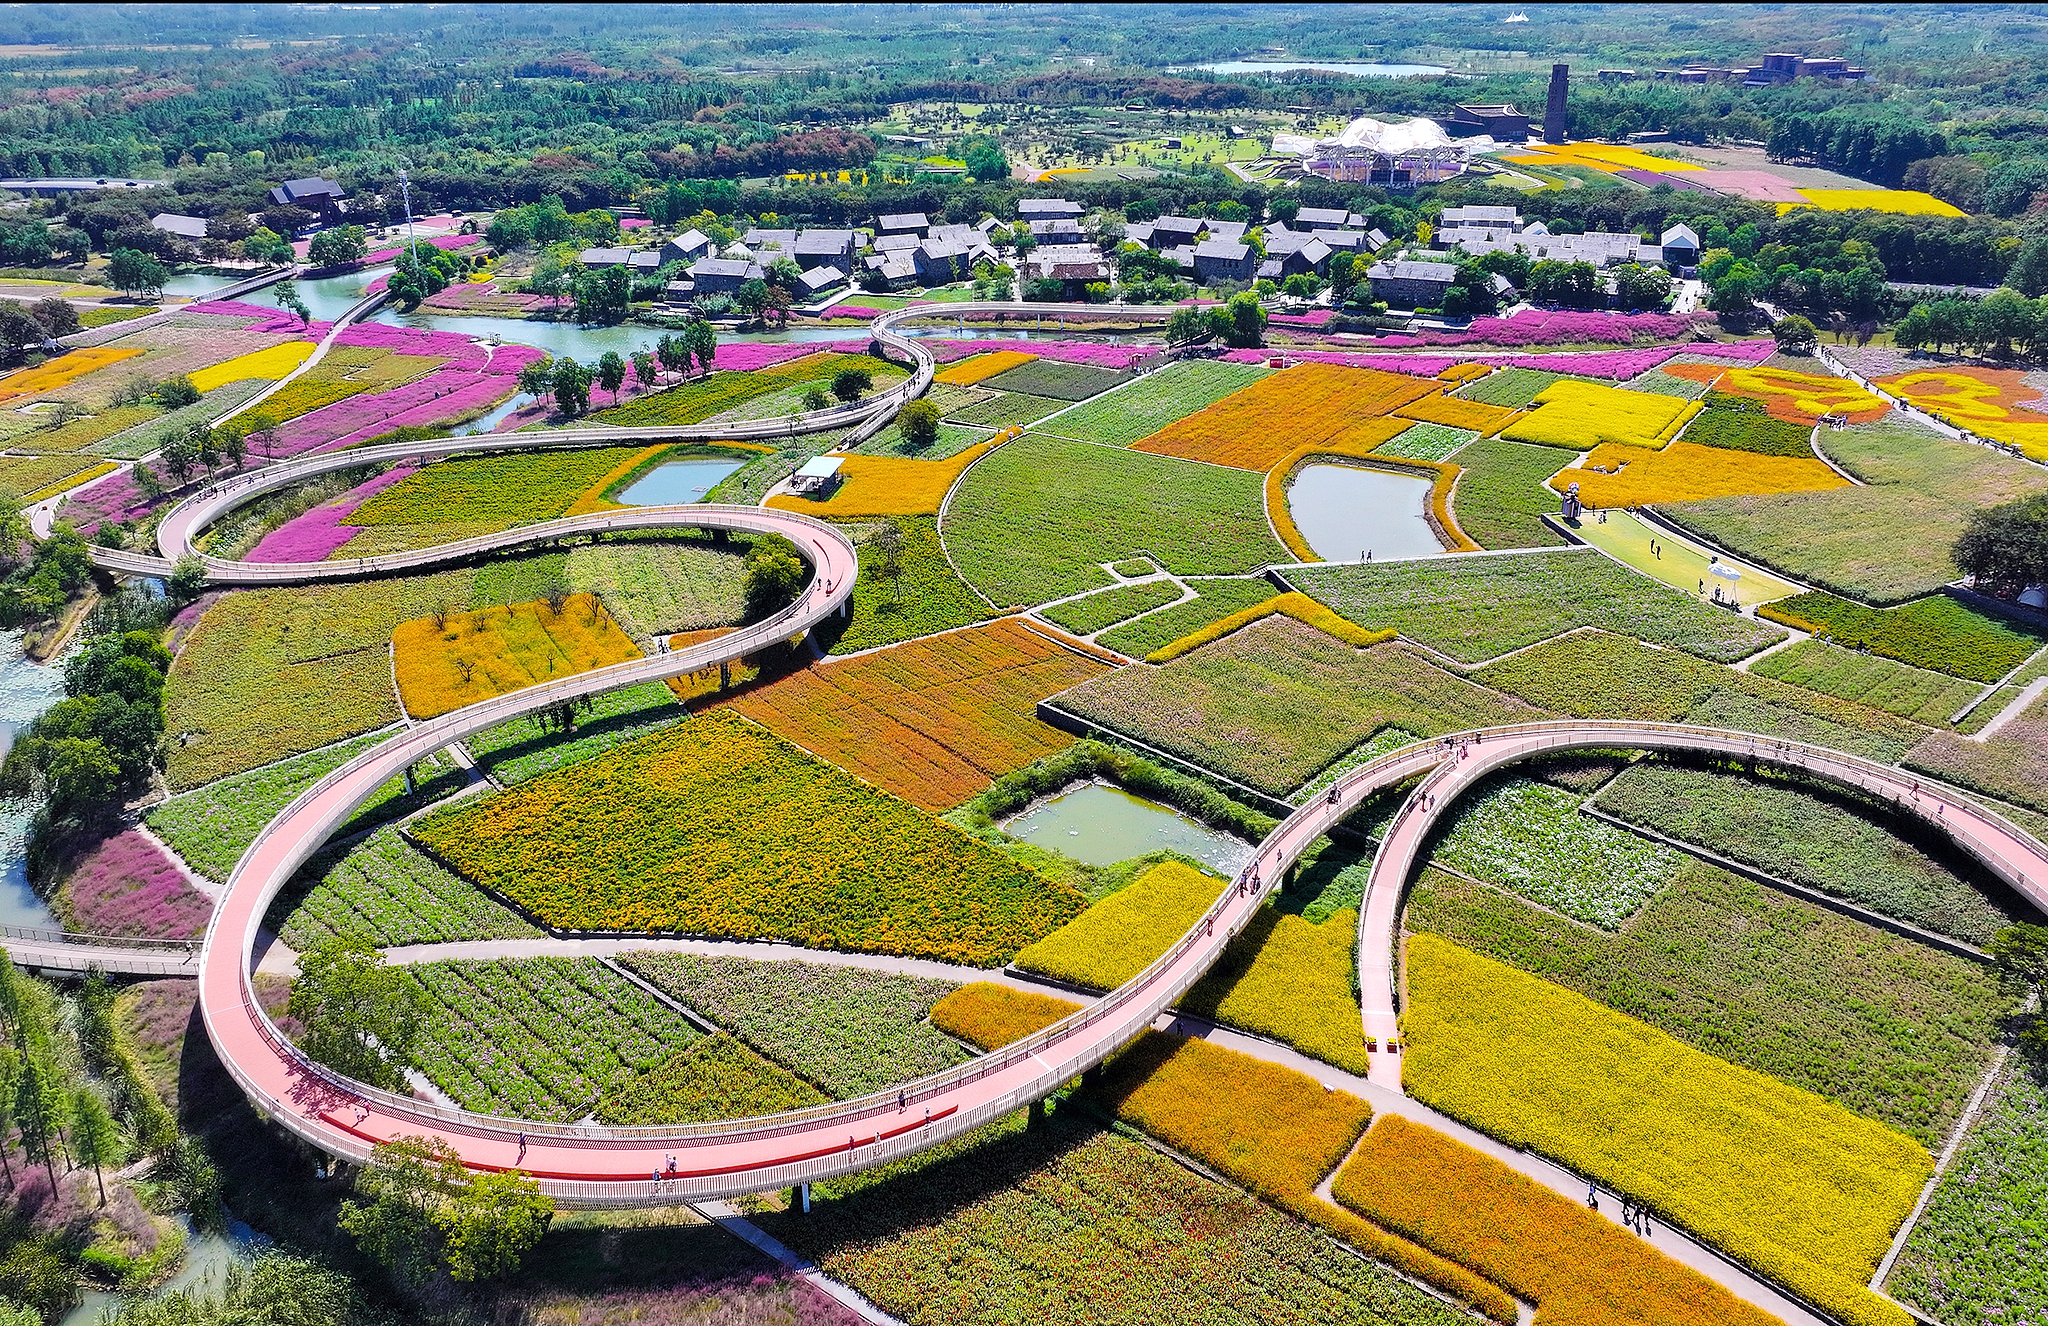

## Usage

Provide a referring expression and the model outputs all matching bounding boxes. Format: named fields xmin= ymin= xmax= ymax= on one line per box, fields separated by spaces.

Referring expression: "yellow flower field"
xmin=188 ymin=340 xmax=315 ymax=392
xmin=1790 ymin=189 xmax=1966 ymax=217
xmin=1435 ymin=360 xmax=1494 ymax=384
xmin=1500 ymin=379 xmax=1699 ymax=449
xmin=1402 ymin=935 xmax=1928 ymax=1326
xmin=934 ymin=350 xmax=1038 ymax=387
xmin=929 ymin=982 xmax=1078 ymax=1050
xmin=765 ymin=430 xmax=1015 ymax=517
xmin=1553 ymin=439 xmax=1849 ymax=506
xmin=0 ymin=347 xmax=144 ymax=405
xmin=1666 ymin=362 xmax=1889 ymax=423
xmin=1504 ymin=141 xmax=1704 ymax=173
xmin=1010 ymin=859 xmax=1223 ymax=989
xmin=1393 ymin=390 xmax=1518 ymax=434
xmin=1178 ymin=908 xmax=1372 ymax=1073
xmin=1335 ymin=1114 xmax=1783 ymax=1326
xmin=1088 ymin=1032 xmax=1517 ymax=1322
xmin=392 ymin=593 xmax=642 ymax=718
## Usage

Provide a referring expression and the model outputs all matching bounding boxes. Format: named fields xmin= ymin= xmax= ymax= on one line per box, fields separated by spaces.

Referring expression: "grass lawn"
xmin=1570 ymin=508 xmax=1804 ymax=607
xmin=1760 ymin=590 xmax=2045 ymax=683
xmin=591 ymin=353 xmax=900 ymax=427
xmin=944 ymin=431 xmax=1287 ymax=606
xmin=1291 ymin=547 xmax=1784 ymax=665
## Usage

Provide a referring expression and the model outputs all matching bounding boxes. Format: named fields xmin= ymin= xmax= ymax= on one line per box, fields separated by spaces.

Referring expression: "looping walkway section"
xmin=74 ymin=302 xmax=2046 ymax=1224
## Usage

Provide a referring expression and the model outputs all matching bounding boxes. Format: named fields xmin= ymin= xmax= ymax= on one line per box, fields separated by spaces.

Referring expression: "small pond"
xmin=1287 ymin=464 xmax=1443 ymax=563
xmin=61 ymin=1215 xmax=271 ymax=1326
xmin=1196 ymin=59 xmax=1448 ymax=77
xmin=1004 ymin=782 xmax=1254 ymax=875
xmin=618 ymin=458 xmax=747 ymax=505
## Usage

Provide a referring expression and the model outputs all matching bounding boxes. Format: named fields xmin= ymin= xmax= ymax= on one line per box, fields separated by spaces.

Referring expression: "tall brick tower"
xmin=1544 ymin=63 xmax=1569 ymax=144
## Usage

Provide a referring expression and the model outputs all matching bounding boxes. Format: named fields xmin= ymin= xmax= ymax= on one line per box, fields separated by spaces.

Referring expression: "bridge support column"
xmin=799 ymin=1182 xmax=811 ymax=1213
xmin=1027 ymin=1097 xmax=1046 ymax=1128
xmin=719 ymin=661 xmax=730 ymax=689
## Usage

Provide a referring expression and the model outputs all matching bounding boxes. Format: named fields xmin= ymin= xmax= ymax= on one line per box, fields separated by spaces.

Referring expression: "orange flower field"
xmin=1089 ymin=1033 xmax=1517 ymax=1322
xmin=725 ymin=618 xmax=1111 ymax=810
xmin=928 ymin=981 xmax=1079 ymax=1050
xmin=1131 ymin=363 xmax=1441 ymax=469
xmin=933 ymin=349 xmax=1038 ymax=387
xmin=1334 ymin=1114 xmax=1782 ymax=1326
xmin=1554 ymin=439 xmax=1850 ymax=506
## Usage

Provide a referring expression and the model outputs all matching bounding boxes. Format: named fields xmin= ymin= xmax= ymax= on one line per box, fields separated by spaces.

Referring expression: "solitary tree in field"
xmin=831 ymin=365 xmax=873 ymax=403
xmin=896 ymin=398 xmax=940 ymax=451
xmin=287 ymin=934 xmax=428 ymax=1091
xmin=870 ymin=517 xmax=906 ymax=603
xmin=273 ymin=278 xmax=311 ymax=328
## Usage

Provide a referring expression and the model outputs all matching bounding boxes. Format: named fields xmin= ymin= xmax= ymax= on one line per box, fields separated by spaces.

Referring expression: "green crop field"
xmin=1057 ymin=617 xmax=1542 ymax=797
xmin=1595 ymin=761 xmax=2026 ymax=946
xmin=1473 ymin=629 xmax=1929 ymax=762
xmin=945 ymin=431 xmax=1287 ymax=606
xmin=1292 ymin=547 xmax=1783 ymax=665
xmin=1747 ymin=638 xmax=1985 ymax=724
xmin=1444 ymin=438 xmax=1569 ymax=549
xmin=1040 ymin=579 xmax=1184 ymax=636
xmin=1041 ymin=360 xmax=1271 ymax=446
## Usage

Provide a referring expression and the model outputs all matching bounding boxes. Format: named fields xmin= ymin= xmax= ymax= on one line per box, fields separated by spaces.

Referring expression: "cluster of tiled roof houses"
xmin=581 ymin=207 xmax=1035 ymax=304
xmin=143 ymin=179 xmax=1706 ymax=313
xmin=1364 ymin=205 xmax=1702 ymax=306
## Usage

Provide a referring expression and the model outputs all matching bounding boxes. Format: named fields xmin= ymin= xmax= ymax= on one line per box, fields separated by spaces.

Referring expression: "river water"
xmin=0 ymin=631 xmax=70 ymax=930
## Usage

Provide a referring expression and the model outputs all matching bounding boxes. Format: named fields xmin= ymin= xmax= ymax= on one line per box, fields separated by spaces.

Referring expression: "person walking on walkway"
xmin=1586 ymin=1181 xmax=1598 ymax=1211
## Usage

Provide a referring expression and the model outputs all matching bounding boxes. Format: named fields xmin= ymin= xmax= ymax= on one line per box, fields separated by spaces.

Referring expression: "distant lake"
xmin=1197 ymin=60 xmax=1448 ymax=78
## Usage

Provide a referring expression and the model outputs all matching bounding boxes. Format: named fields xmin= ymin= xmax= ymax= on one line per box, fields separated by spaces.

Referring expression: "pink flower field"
xmin=246 ymin=465 xmax=418 ymax=562
xmin=927 ymin=339 xmax=1158 ymax=369
xmin=1221 ymin=337 xmax=1775 ymax=381
xmin=57 ymin=829 xmax=211 ymax=940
